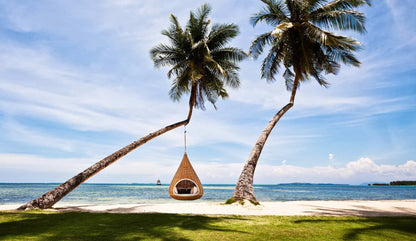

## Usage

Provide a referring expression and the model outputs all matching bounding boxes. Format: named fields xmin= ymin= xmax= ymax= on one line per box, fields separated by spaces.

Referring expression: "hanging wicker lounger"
xmin=169 ymin=152 xmax=203 ymax=200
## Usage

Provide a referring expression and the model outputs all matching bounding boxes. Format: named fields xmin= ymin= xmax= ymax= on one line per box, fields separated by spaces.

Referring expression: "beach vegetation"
xmin=225 ymin=197 xmax=236 ymax=204
xmin=249 ymin=199 xmax=260 ymax=206
xmin=225 ymin=197 xmax=260 ymax=206
xmin=17 ymin=3 xmax=246 ymax=211
xmin=232 ymin=0 xmax=371 ymax=203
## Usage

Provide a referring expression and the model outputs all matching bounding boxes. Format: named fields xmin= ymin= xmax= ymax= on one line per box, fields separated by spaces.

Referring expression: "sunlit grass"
xmin=0 ymin=211 xmax=415 ymax=240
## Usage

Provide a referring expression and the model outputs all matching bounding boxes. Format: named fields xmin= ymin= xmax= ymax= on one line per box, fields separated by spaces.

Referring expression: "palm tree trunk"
xmin=232 ymin=77 xmax=300 ymax=203
xmin=16 ymin=120 xmax=187 ymax=210
xmin=18 ymin=88 xmax=198 ymax=211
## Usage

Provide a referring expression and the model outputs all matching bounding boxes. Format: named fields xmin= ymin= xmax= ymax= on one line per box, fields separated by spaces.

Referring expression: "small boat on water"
xmin=156 ymin=179 xmax=161 ymax=185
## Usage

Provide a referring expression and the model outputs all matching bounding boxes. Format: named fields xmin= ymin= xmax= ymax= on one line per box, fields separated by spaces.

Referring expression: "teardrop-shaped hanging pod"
xmin=169 ymin=152 xmax=204 ymax=200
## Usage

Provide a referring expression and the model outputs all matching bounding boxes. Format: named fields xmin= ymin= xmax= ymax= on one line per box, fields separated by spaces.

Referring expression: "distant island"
xmin=369 ymin=181 xmax=416 ymax=186
xmin=277 ymin=183 xmax=349 ymax=186
xmin=390 ymin=181 xmax=416 ymax=186
xmin=371 ymin=183 xmax=389 ymax=186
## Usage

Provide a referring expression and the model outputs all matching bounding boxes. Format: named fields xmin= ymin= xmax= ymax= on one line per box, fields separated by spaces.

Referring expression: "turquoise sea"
xmin=1 ymin=183 xmax=416 ymax=205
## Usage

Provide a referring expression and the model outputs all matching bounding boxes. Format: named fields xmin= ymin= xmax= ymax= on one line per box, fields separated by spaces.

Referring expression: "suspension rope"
xmin=184 ymin=125 xmax=187 ymax=153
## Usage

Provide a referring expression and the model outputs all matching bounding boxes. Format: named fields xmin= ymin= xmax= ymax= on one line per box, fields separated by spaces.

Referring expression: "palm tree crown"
xmin=250 ymin=0 xmax=371 ymax=90
xmin=151 ymin=4 xmax=246 ymax=110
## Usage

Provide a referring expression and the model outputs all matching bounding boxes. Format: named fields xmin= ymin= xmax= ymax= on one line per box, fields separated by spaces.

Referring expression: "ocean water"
xmin=1 ymin=183 xmax=415 ymax=205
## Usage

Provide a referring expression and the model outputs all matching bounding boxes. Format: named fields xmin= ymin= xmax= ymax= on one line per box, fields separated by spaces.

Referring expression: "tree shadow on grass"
xmin=302 ymin=204 xmax=416 ymax=217
xmin=294 ymin=216 xmax=416 ymax=240
xmin=0 ymin=211 xmax=247 ymax=241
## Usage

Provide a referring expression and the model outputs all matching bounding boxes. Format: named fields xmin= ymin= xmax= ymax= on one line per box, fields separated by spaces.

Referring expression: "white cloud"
xmin=0 ymin=154 xmax=94 ymax=183
xmin=328 ymin=154 xmax=334 ymax=161
xmin=1 ymin=154 xmax=414 ymax=185
xmin=0 ymin=44 xmax=182 ymax=133
xmin=385 ymin=0 xmax=416 ymax=46
xmin=255 ymin=158 xmax=416 ymax=185
xmin=0 ymin=43 xmax=264 ymax=150
xmin=230 ymin=64 xmax=415 ymax=123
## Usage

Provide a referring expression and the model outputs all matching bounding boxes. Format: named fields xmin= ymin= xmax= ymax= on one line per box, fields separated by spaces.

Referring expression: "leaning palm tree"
xmin=231 ymin=0 xmax=370 ymax=203
xmin=18 ymin=3 xmax=245 ymax=210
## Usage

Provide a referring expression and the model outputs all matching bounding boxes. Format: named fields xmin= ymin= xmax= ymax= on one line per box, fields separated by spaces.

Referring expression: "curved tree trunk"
xmin=17 ymin=119 xmax=187 ymax=210
xmin=18 ymin=87 xmax=198 ymax=211
xmin=232 ymin=77 xmax=300 ymax=203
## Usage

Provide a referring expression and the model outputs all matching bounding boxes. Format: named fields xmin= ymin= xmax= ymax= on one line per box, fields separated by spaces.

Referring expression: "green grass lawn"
xmin=0 ymin=211 xmax=415 ymax=241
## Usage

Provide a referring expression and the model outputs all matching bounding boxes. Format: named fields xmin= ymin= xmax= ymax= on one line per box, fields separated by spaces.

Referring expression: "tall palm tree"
xmin=231 ymin=0 xmax=370 ymax=203
xmin=18 ymin=3 xmax=245 ymax=210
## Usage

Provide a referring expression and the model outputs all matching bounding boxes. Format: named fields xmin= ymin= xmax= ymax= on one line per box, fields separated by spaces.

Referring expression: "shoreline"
xmin=1 ymin=200 xmax=416 ymax=216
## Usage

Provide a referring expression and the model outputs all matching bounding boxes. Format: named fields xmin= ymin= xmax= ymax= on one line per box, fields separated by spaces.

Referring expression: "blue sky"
xmin=0 ymin=0 xmax=415 ymax=185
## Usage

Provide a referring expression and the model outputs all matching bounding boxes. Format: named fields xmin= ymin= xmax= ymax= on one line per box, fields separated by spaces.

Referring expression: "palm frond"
xmin=324 ymin=46 xmax=361 ymax=67
xmin=223 ymin=69 xmax=240 ymax=88
xmin=250 ymin=0 xmax=367 ymax=92
xmin=311 ymin=0 xmax=371 ymax=14
xmin=161 ymin=15 xmax=187 ymax=47
xmin=150 ymin=43 xmax=187 ymax=67
xmin=187 ymin=3 xmax=211 ymax=42
xmin=310 ymin=9 xmax=367 ymax=33
xmin=150 ymin=43 xmax=185 ymax=58
xmin=211 ymin=47 xmax=247 ymax=63
xmin=313 ymin=73 xmax=329 ymax=87
xmin=169 ymin=67 xmax=191 ymax=102
xmin=207 ymin=23 xmax=239 ymax=50
xmin=204 ymin=61 xmax=240 ymax=89
xmin=167 ymin=60 xmax=191 ymax=79
xmin=249 ymin=32 xmax=274 ymax=58
xmin=283 ymin=68 xmax=295 ymax=91
xmin=303 ymin=0 xmax=328 ymax=12
xmin=215 ymin=60 xmax=239 ymax=72
xmin=305 ymin=23 xmax=361 ymax=49
xmin=151 ymin=4 xmax=244 ymax=110
xmin=261 ymin=40 xmax=284 ymax=82
xmin=250 ymin=0 xmax=289 ymax=26
xmin=195 ymin=83 xmax=206 ymax=110
xmin=167 ymin=14 xmax=182 ymax=34
xmin=204 ymin=56 xmax=227 ymax=77
xmin=202 ymin=72 xmax=229 ymax=107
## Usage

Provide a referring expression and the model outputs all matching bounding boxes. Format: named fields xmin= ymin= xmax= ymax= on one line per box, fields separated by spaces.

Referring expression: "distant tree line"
xmin=369 ymin=181 xmax=416 ymax=186
xmin=390 ymin=181 xmax=416 ymax=186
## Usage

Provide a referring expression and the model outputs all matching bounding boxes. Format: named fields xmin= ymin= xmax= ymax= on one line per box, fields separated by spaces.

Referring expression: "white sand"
xmin=1 ymin=200 xmax=416 ymax=216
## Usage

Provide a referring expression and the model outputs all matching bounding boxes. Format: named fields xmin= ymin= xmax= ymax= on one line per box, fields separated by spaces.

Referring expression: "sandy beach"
xmin=1 ymin=200 xmax=415 ymax=216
